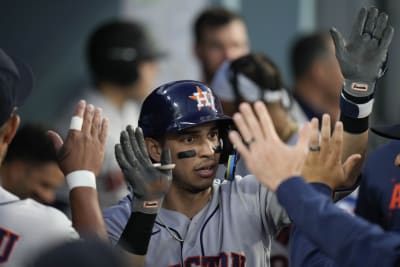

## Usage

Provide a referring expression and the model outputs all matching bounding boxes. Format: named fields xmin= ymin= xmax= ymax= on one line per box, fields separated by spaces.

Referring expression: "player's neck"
xmin=163 ymin=185 xmax=212 ymax=219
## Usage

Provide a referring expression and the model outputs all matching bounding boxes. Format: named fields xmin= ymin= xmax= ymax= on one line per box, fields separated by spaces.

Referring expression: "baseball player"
xmin=0 ymin=48 xmax=109 ymax=266
xmin=104 ymin=74 xmax=368 ymax=265
xmin=104 ymin=80 xmax=289 ymax=266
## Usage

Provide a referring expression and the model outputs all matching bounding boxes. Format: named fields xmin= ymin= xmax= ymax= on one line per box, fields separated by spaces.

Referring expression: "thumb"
xmin=330 ymin=27 xmax=346 ymax=62
xmin=160 ymin=148 xmax=173 ymax=180
xmin=47 ymin=130 xmax=64 ymax=153
xmin=343 ymin=153 xmax=362 ymax=182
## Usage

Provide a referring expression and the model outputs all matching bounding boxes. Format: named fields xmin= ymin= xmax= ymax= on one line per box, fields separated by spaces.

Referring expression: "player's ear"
xmin=1 ymin=114 xmax=20 ymax=145
xmin=145 ymin=137 xmax=162 ymax=162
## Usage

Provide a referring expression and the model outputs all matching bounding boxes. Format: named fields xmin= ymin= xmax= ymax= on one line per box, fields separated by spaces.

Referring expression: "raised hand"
xmin=48 ymin=100 xmax=108 ymax=176
xmin=331 ymin=7 xmax=394 ymax=100
xmin=115 ymin=126 xmax=174 ymax=214
xmin=301 ymin=114 xmax=362 ymax=190
xmin=228 ymin=101 xmax=311 ymax=192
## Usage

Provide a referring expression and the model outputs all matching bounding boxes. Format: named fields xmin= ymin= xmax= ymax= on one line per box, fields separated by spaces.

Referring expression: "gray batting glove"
xmin=115 ymin=126 xmax=174 ymax=214
xmin=330 ymin=7 xmax=394 ymax=103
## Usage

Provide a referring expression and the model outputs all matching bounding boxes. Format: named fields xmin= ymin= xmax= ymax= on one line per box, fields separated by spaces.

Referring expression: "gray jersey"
xmin=0 ymin=186 xmax=78 ymax=267
xmin=104 ymin=175 xmax=289 ymax=266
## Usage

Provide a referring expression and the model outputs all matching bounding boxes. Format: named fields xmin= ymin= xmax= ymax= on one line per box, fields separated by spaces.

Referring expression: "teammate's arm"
xmin=333 ymin=7 xmax=394 ymax=194
xmin=229 ymin=101 xmax=400 ymax=267
xmin=48 ymin=100 xmax=109 ymax=240
xmin=114 ymin=126 xmax=173 ymax=266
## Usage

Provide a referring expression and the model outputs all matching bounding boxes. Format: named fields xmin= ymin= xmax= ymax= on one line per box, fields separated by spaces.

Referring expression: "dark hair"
xmin=231 ymin=53 xmax=284 ymax=90
xmin=4 ymin=123 xmax=57 ymax=164
xmin=193 ymin=7 xmax=244 ymax=43
xmin=290 ymin=32 xmax=331 ymax=80
xmin=87 ymin=20 xmax=159 ymax=87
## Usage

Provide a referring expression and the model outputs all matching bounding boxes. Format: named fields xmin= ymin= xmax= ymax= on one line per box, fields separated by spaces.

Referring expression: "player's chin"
xmin=194 ymin=166 xmax=218 ymax=180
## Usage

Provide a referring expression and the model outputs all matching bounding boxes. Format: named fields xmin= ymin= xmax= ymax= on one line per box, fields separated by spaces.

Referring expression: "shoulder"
xmin=364 ymin=140 xmax=400 ymax=171
xmin=0 ymin=198 xmax=78 ymax=239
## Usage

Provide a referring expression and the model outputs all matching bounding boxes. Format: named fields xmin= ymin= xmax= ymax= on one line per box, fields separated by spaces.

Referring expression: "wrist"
xmin=118 ymin=212 xmax=157 ymax=255
xmin=66 ymin=170 xmax=96 ymax=190
xmin=132 ymin=197 xmax=164 ymax=214
xmin=343 ymin=79 xmax=376 ymax=101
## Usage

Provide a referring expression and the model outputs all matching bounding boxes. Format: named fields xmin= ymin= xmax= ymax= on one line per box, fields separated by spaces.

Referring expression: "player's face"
xmin=126 ymin=60 xmax=160 ymax=101
xmin=13 ymin=162 xmax=64 ymax=204
xmin=320 ymin=38 xmax=344 ymax=100
xmin=164 ymin=122 xmax=221 ymax=193
xmin=195 ymin=20 xmax=249 ymax=82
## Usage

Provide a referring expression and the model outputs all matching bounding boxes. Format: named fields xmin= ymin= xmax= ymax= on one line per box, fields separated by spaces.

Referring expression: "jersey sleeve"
xmin=46 ymin=207 xmax=79 ymax=240
xmin=261 ymin=183 xmax=291 ymax=237
xmin=277 ymin=177 xmax=400 ymax=267
xmin=103 ymin=195 xmax=132 ymax=246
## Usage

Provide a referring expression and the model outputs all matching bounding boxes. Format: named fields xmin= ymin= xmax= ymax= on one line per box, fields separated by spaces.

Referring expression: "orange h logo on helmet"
xmin=189 ymin=86 xmax=217 ymax=111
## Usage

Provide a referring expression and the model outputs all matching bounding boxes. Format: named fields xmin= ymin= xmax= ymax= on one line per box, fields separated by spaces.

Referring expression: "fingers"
xmin=320 ymin=114 xmax=331 ymax=154
xmin=135 ymin=127 xmax=152 ymax=165
xmin=228 ymin=130 xmax=250 ymax=162
xmin=232 ymin=112 xmax=252 ymax=146
xmin=159 ymin=148 xmax=174 ymax=179
xmin=342 ymin=153 xmax=363 ymax=183
xmin=372 ymin=12 xmax=388 ymax=39
xmin=99 ymin=117 xmax=108 ymax=144
xmin=329 ymin=121 xmax=344 ymax=165
xmin=90 ymin=107 xmax=102 ymax=137
xmin=363 ymin=7 xmax=379 ymax=35
xmin=72 ymin=100 xmax=86 ymax=118
xmin=330 ymin=28 xmax=346 ymax=61
xmin=127 ymin=126 xmax=148 ymax=167
xmin=115 ymin=144 xmax=131 ymax=171
xmin=296 ymin=122 xmax=311 ymax=155
xmin=81 ymin=104 xmax=94 ymax=135
xmin=237 ymin=103 xmax=264 ymax=142
xmin=254 ymin=101 xmax=280 ymax=141
xmin=47 ymin=130 xmax=64 ymax=152
xmin=349 ymin=7 xmax=367 ymax=41
xmin=308 ymin=118 xmax=319 ymax=150
xmin=380 ymin=26 xmax=394 ymax=50
xmin=120 ymin=130 xmax=137 ymax=167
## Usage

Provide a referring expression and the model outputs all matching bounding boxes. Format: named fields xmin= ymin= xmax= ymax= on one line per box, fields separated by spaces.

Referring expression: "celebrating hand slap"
xmin=228 ymin=101 xmax=311 ymax=191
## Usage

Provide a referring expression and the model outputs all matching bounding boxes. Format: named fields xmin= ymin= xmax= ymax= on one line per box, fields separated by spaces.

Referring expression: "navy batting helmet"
xmin=139 ymin=80 xmax=234 ymax=163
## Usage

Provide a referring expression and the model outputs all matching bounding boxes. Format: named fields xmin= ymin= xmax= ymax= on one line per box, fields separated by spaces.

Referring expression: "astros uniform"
xmin=356 ymin=140 xmax=400 ymax=230
xmin=0 ymin=186 xmax=78 ymax=267
xmin=104 ymin=174 xmax=289 ymax=266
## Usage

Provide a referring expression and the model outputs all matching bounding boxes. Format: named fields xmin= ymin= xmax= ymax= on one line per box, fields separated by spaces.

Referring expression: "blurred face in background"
xmin=128 ymin=60 xmax=160 ymax=101
xmin=1 ymin=161 xmax=64 ymax=204
xmin=195 ymin=19 xmax=249 ymax=84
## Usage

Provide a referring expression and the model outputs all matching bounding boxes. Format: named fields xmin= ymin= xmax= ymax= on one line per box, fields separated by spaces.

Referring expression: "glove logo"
xmin=189 ymin=86 xmax=217 ymax=111
xmin=351 ymin=82 xmax=368 ymax=92
xmin=143 ymin=200 xmax=159 ymax=209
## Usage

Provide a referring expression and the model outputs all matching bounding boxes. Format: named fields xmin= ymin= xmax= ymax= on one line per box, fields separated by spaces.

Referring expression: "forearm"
xmin=70 ymin=187 xmax=108 ymax=240
xmin=278 ymin=177 xmax=400 ymax=267
xmin=340 ymin=115 xmax=368 ymax=187
xmin=290 ymin=225 xmax=336 ymax=267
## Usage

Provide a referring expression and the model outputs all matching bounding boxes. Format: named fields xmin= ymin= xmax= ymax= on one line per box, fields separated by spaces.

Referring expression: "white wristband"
xmin=66 ymin=170 xmax=96 ymax=190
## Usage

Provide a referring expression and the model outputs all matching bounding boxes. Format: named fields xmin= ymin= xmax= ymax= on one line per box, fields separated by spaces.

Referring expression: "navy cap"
xmin=371 ymin=124 xmax=400 ymax=140
xmin=0 ymin=48 xmax=33 ymax=126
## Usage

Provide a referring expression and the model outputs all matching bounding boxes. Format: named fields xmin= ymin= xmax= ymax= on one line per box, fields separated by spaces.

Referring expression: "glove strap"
xmin=340 ymin=79 xmax=377 ymax=134
xmin=132 ymin=197 xmax=163 ymax=214
xmin=342 ymin=79 xmax=376 ymax=102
